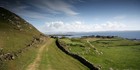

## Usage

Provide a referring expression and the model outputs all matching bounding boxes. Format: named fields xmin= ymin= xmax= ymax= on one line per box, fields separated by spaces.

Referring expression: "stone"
xmin=109 ymin=67 xmax=113 ymax=70
xmin=100 ymin=52 xmax=103 ymax=54
xmin=29 ymin=27 xmax=32 ymax=29
xmin=11 ymin=55 xmax=15 ymax=60
xmin=19 ymin=29 xmax=23 ymax=31
xmin=97 ymin=65 xmax=102 ymax=68
xmin=8 ymin=19 xmax=12 ymax=22
xmin=18 ymin=25 xmax=21 ymax=28
xmin=14 ymin=16 xmax=19 ymax=20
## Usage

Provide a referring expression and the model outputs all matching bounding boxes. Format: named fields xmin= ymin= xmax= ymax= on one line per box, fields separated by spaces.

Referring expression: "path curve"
xmin=26 ymin=38 xmax=51 ymax=70
xmin=87 ymin=40 xmax=95 ymax=48
xmin=86 ymin=40 xmax=101 ymax=54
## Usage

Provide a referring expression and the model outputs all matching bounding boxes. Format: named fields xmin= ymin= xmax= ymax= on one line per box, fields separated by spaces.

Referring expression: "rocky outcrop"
xmin=56 ymin=39 xmax=98 ymax=70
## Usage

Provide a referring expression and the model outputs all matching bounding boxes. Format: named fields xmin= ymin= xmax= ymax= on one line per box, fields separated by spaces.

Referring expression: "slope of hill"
xmin=0 ymin=7 xmax=45 ymax=70
xmin=0 ymin=7 xmax=42 ymax=52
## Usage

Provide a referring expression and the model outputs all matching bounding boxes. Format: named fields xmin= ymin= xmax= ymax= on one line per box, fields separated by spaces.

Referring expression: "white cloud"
xmin=1 ymin=0 xmax=78 ymax=19
xmin=39 ymin=21 xmax=127 ymax=33
xmin=46 ymin=0 xmax=78 ymax=16
xmin=29 ymin=0 xmax=78 ymax=16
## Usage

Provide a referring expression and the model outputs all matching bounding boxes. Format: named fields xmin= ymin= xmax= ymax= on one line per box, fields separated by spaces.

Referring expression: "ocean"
xmin=65 ymin=31 xmax=140 ymax=39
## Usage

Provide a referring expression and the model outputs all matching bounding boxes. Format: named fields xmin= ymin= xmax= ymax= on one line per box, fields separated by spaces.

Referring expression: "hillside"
xmin=0 ymin=7 xmax=45 ymax=69
xmin=0 ymin=7 xmax=42 ymax=52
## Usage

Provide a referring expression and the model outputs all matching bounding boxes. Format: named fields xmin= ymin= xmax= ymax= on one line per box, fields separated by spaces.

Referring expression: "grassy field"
xmin=38 ymin=39 xmax=89 ymax=70
xmin=59 ymin=37 xmax=140 ymax=70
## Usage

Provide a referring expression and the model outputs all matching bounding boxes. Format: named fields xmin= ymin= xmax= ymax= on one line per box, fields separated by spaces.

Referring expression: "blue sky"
xmin=0 ymin=0 xmax=140 ymax=33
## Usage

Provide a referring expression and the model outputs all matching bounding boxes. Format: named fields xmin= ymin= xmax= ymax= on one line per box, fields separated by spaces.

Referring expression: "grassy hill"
xmin=0 ymin=7 xmax=41 ymax=52
xmin=0 ymin=7 xmax=44 ymax=70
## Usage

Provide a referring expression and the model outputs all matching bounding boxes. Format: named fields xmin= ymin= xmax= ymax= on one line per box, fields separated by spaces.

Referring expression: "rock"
xmin=8 ymin=19 xmax=12 ymax=22
xmin=10 ymin=20 xmax=15 ymax=24
xmin=11 ymin=55 xmax=15 ymax=60
xmin=97 ymin=65 xmax=102 ymax=70
xmin=19 ymin=29 xmax=23 ymax=31
xmin=14 ymin=16 xmax=19 ymax=20
xmin=109 ymin=67 xmax=113 ymax=70
xmin=29 ymin=27 xmax=32 ymax=29
xmin=17 ymin=25 xmax=21 ymax=28
xmin=25 ymin=22 xmax=27 ymax=23
xmin=100 ymin=52 xmax=103 ymax=54
xmin=13 ymin=53 xmax=18 ymax=57
xmin=97 ymin=65 xmax=102 ymax=69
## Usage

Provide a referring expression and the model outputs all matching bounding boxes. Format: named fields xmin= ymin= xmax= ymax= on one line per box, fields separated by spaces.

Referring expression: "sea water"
xmin=66 ymin=31 xmax=140 ymax=39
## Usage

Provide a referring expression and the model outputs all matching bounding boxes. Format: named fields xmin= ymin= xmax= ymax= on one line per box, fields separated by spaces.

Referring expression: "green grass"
xmin=91 ymin=39 xmax=140 ymax=47
xmin=39 ymin=39 xmax=89 ymax=70
xmin=59 ymin=38 xmax=140 ymax=70
xmin=85 ymin=46 xmax=140 ymax=70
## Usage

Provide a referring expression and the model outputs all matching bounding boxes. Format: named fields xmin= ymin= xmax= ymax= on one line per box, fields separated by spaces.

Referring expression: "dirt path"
xmin=26 ymin=39 xmax=88 ymax=70
xmin=87 ymin=40 xmax=95 ymax=48
xmin=87 ymin=40 xmax=101 ymax=54
xmin=26 ymin=38 xmax=52 ymax=70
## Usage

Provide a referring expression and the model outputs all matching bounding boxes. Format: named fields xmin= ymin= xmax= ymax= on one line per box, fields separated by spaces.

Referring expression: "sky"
xmin=0 ymin=0 xmax=140 ymax=33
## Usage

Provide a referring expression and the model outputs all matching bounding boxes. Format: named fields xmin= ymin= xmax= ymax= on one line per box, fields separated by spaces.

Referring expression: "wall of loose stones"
xmin=56 ymin=39 xmax=99 ymax=70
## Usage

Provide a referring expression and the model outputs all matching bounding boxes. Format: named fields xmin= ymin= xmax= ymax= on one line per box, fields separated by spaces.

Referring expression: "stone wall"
xmin=56 ymin=39 xmax=98 ymax=70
